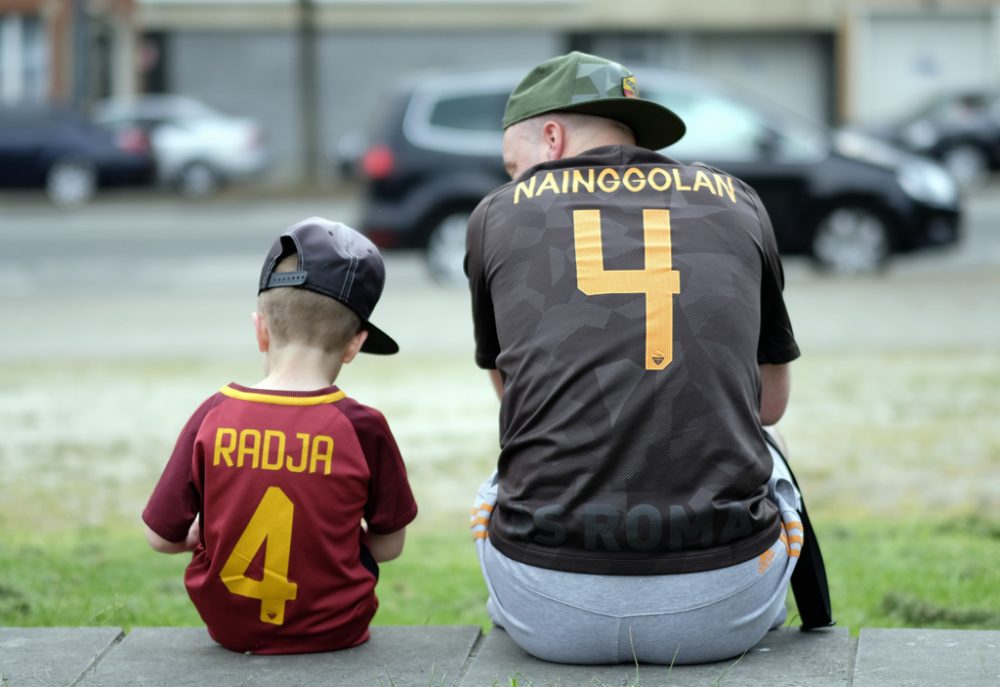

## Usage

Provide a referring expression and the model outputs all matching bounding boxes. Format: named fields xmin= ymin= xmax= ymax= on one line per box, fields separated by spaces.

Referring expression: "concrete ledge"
xmin=853 ymin=628 xmax=1000 ymax=687
xmin=3 ymin=625 xmax=999 ymax=686
xmin=0 ymin=627 xmax=123 ymax=686
xmin=72 ymin=626 xmax=481 ymax=687
xmin=459 ymin=626 xmax=851 ymax=687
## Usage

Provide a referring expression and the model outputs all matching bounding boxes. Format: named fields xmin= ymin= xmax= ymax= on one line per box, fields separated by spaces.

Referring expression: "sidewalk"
xmin=2 ymin=625 xmax=998 ymax=686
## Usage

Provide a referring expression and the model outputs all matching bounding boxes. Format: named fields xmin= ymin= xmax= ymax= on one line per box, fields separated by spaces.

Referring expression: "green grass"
xmin=0 ymin=523 xmax=487 ymax=630
xmin=814 ymin=514 xmax=1000 ymax=631
xmin=0 ymin=527 xmax=198 ymax=628
xmin=0 ymin=514 xmax=997 ymax=633
xmin=374 ymin=521 xmax=490 ymax=627
xmin=0 ymin=349 xmax=998 ymax=635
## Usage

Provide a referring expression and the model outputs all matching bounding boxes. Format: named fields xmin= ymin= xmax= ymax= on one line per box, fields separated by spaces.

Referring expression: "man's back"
xmin=467 ymin=144 xmax=798 ymax=575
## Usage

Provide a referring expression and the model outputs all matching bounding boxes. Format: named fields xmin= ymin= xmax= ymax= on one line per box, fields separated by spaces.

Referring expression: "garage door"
xmin=852 ymin=9 xmax=994 ymax=124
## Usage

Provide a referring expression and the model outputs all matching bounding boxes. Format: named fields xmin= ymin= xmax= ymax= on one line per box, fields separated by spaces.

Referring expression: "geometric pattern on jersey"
xmin=466 ymin=145 xmax=799 ymax=575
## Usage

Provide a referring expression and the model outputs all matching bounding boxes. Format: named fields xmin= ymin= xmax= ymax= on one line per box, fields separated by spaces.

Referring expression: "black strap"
xmin=266 ymin=270 xmax=308 ymax=288
xmin=764 ymin=432 xmax=835 ymax=630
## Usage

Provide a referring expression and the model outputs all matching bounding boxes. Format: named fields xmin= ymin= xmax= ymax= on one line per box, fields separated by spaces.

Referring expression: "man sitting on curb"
xmin=466 ymin=51 xmax=828 ymax=664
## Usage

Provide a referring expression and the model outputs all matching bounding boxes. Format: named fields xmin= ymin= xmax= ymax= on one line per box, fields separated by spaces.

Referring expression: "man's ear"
xmin=342 ymin=330 xmax=369 ymax=364
xmin=252 ymin=311 xmax=270 ymax=353
xmin=541 ymin=119 xmax=566 ymax=161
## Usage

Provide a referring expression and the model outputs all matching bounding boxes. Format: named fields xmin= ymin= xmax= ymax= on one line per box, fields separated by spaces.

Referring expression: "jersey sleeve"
xmin=142 ymin=394 xmax=222 ymax=542
xmin=346 ymin=406 xmax=418 ymax=535
xmin=748 ymin=187 xmax=801 ymax=365
xmin=465 ymin=193 xmax=502 ymax=370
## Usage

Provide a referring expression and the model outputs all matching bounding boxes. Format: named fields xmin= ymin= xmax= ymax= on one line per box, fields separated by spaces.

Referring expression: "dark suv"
xmin=352 ymin=67 xmax=961 ymax=283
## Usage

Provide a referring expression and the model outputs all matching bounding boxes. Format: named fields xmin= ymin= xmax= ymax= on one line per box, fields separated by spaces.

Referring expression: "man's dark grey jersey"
xmin=466 ymin=145 xmax=800 ymax=575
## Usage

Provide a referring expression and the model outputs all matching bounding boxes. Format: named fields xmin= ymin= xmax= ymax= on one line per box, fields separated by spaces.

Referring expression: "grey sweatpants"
xmin=471 ymin=442 xmax=803 ymax=665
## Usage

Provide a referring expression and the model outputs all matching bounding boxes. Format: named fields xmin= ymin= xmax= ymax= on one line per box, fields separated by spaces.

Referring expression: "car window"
xmin=648 ymin=87 xmax=826 ymax=164
xmin=773 ymin=126 xmax=827 ymax=162
xmin=647 ymin=90 xmax=765 ymax=161
xmin=403 ymin=77 xmax=514 ymax=156
xmin=0 ymin=111 xmax=40 ymax=142
xmin=427 ymin=93 xmax=507 ymax=132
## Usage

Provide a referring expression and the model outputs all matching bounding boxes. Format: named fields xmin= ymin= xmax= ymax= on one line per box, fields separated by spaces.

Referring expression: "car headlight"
xmin=897 ymin=159 xmax=959 ymax=207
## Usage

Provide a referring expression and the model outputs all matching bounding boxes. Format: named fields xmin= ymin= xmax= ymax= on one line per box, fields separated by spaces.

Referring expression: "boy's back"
xmin=143 ymin=218 xmax=416 ymax=654
xmin=145 ymin=384 xmax=415 ymax=653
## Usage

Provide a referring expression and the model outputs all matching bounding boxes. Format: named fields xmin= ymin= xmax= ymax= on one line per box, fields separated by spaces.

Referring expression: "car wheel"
xmin=940 ymin=144 xmax=989 ymax=189
xmin=46 ymin=158 xmax=97 ymax=207
xmin=425 ymin=212 xmax=470 ymax=286
xmin=176 ymin=161 xmax=220 ymax=197
xmin=811 ymin=206 xmax=892 ymax=273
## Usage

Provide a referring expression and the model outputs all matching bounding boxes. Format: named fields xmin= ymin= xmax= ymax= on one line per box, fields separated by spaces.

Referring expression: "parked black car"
xmin=349 ymin=68 xmax=961 ymax=283
xmin=0 ymin=105 xmax=156 ymax=206
xmin=873 ymin=90 xmax=1000 ymax=188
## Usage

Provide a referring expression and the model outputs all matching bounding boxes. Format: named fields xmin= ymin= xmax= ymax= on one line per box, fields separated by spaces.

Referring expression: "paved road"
xmin=2 ymin=187 xmax=999 ymax=360
xmin=0 ymin=191 xmax=458 ymax=359
xmin=0 ymin=193 xmax=363 ymax=290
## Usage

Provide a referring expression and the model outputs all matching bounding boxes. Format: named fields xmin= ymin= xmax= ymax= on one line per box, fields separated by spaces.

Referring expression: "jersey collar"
xmin=220 ymin=383 xmax=346 ymax=406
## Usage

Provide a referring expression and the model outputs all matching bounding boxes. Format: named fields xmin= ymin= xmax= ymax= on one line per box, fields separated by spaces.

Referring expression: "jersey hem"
xmin=487 ymin=517 xmax=782 ymax=576
xmin=367 ymin=504 xmax=418 ymax=535
xmin=141 ymin=508 xmax=190 ymax=544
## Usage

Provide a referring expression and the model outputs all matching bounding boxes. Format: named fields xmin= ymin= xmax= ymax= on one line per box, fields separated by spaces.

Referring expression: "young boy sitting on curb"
xmin=142 ymin=217 xmax=417 ymax=654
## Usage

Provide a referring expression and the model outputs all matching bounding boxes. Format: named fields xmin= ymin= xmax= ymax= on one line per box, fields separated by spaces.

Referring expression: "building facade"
xmin=0 ymin=0 xmax=138 ymax=107
xmin=9 ymin=0 xmax=990 ymax=181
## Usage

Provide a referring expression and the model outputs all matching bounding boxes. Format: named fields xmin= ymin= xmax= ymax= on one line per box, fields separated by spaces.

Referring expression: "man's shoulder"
xmin=473 ymin=178 xmax=517 ymax=216
xmin=683 ymin=157 xmax=743 ymax=178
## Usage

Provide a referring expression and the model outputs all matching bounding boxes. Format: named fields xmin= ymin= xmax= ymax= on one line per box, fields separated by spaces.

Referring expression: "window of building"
xmin=0 ymin=15 xmax=47 ymax=104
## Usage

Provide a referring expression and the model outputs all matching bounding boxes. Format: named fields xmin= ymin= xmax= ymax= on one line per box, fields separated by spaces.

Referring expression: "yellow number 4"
xmin=573 ymin=208 xmax=681 ymax=371
xmin=219 ymin=486 xmax=298 ymax=625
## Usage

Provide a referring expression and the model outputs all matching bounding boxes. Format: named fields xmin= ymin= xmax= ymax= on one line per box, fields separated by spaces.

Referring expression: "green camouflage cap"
xmin=502 ymin=51 xmax=685 ymax=150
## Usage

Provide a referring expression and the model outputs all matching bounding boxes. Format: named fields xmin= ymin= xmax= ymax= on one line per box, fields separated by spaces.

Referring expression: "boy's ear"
xmin=252 ymin=312 xmax=270 ymax=353
xmin=341 ymin=330 xmax=369 ymax=364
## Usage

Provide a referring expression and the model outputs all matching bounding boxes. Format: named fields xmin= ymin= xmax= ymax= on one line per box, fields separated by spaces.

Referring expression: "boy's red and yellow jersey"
xmin=143 ymin=384 xmax=417 ymax=654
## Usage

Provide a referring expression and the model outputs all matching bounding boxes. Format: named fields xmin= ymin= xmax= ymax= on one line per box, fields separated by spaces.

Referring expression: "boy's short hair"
xmin=258 ymin=253 xmax=361 ymax=353
xmin=258 ymin=217 xmax=398 ymax=355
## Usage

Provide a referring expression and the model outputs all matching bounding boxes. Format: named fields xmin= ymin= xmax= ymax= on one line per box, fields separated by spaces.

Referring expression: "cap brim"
xmin=360 ymin=321 xmax=399 ymax=355
xmin=544 ymin=98 xmax=686 ymax=151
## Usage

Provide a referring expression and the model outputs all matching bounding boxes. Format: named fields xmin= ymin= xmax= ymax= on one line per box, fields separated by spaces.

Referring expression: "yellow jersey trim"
xmin=220 ymin=385 xmax=346 ymax=406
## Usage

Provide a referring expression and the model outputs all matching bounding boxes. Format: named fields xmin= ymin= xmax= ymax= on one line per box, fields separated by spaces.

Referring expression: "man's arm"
xmin=749 ymin=185 xmax=799 ymax=424
xmin=467 ymin=197 xmax=503 ymax=373
xmin=759 ymin=363 xmax=790 ymax=426
xmin=488 ymin=369 xmax=503 ymax=400
xmin=368 ymin=527 xmax=406 ymax=562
